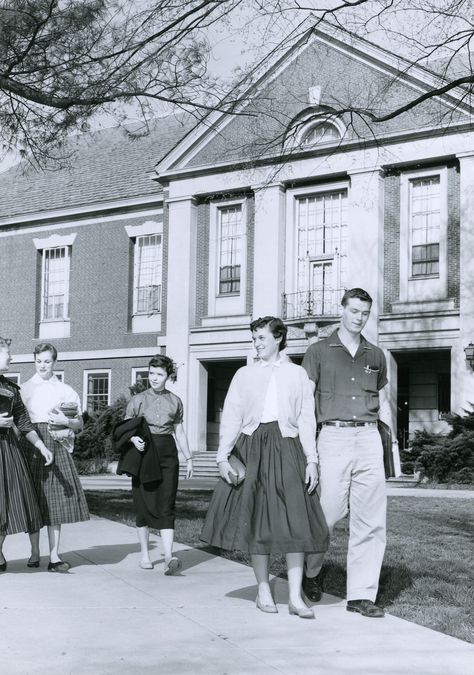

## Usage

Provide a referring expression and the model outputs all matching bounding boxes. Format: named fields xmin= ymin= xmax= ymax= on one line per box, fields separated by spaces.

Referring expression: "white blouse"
xmin=21 ymin=373 xmax=82 ymax=423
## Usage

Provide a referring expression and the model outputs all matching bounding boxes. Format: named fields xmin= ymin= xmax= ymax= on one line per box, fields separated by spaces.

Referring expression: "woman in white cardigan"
xmin=201 ymin=317 xmax=328 ymax=618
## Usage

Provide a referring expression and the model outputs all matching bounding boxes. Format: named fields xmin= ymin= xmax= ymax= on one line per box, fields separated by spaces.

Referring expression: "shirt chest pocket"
xmin=362 ymin=369 xmax=379 ymax=393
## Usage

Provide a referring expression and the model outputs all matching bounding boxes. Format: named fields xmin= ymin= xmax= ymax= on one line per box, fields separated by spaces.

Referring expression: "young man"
xmin=302 ymin=288 xmax=394 ymax=618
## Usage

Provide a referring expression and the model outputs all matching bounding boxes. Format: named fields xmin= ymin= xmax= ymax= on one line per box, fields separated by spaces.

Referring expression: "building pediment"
xmin=155 ymin=20 xmax=472 ymax=179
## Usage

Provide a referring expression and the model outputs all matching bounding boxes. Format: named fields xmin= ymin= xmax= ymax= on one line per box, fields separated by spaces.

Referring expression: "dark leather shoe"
xmin=302 ymin=573 xmax=322 ymax=602
xmin=48 ymin=560 xmax=71 ymax=573
xmin=347 ymin=599 xmax=385 ymax=618
xmin=0 ymin=558 xmax=6 ymax=572
xmin=27 ymin=557 xmax=40 ymax=568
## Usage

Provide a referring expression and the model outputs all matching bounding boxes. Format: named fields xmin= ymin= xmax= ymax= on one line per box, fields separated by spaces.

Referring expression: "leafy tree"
xmin=1 ymin=1 xmax=473 ymax=166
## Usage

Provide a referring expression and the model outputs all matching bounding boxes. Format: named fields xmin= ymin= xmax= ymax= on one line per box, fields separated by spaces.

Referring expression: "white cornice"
xmin=11 ymin=346 xmax=161 ymax=363
xmin=0 ymin=194 xmax=163 ymax=229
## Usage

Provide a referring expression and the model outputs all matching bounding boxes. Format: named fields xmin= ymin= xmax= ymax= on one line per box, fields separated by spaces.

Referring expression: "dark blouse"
xmin=0 ymin=375 xmax=35 ymax=435
xmin=125 ymin=388 xmax=183 ymax=435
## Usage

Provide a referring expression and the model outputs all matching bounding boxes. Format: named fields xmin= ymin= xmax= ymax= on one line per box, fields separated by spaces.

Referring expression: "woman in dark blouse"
xmin=125 ymin=354 xmax=193 ymax=574
xmin=0 ymin=338 xmax=53 ymax=571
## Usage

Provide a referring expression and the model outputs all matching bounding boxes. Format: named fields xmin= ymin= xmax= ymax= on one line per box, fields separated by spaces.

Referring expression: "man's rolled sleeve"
xmin=297 ymin=370 xmax=318 ymax=464
xmin=302 ymin=343 xmax=320 ymax=387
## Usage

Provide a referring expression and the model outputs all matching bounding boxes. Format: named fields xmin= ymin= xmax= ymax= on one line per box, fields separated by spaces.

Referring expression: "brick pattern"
xmin=383 ymin=173 xmax=401 ymax=312
xmin=246 ymin=195 xmax=255 ymax=316
xmin=447 ymin=164 xmax=461 ymax=307
xmin=195 ymin=202 xmax=210 ymax=325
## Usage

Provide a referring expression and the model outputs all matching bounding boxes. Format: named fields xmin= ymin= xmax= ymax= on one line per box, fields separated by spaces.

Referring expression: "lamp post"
xmin=464 ymin=342 xmax=474 ymax=370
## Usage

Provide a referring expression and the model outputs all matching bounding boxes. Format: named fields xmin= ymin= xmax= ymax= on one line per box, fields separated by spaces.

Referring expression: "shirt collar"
xmin=259 ymin=357 xmax=283 ymax=368
xmin=328 ymin=330 xmax=372 ymax=350
xmin=31 ymin=373 xmax=60 ymax=384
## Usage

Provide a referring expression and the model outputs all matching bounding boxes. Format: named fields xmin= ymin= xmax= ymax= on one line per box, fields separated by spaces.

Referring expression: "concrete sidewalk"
xmin=1 ymin=518 xmax=473 ymax=675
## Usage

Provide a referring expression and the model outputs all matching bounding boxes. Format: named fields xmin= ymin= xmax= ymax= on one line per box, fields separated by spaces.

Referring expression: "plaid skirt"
xmin=25 ymin=423 xmax=90 ymax=526
xmin=0 ymin=429 xmax=43 ymax=535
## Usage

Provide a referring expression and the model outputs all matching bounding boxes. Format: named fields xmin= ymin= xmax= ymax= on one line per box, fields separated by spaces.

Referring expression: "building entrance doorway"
xmin=204 ymin=359 xmax=246 ymax=452
xmin=394 ymin=350 xmax=451 ymax=450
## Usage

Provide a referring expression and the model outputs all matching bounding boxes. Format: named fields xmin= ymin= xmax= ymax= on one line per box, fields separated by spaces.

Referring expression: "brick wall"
xmin=195 ymin=201 xmax=210 ymax=325
xmin=383 ymin=172 xmax=401 ymax=312
xmin=447 ymin=164 xmax=461 ymax=307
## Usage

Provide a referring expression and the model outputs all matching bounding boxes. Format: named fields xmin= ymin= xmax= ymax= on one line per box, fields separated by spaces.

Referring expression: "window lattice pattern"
xmin=410 ymin=176 xmax=440 ymax=276
xmin=135 ymin=235 xmax=162 ymax=313
xmin=42 ymin=247 xmax=70 ymax=320
xmin=219 ymin=205 xmax=242 ymax=294
xmin=86 ymin=372 xmax=110 ymax=414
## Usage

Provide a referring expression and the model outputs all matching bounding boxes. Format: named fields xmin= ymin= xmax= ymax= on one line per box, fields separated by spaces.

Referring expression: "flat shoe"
xmin=27 ymin=557 xmax=40 ymax=568
xmin=288 ymin=602 xmax=314 ymax=619
xmin=48 ymin=560 xmax=71 ymax=573
xmin=164 ymin=557 xmax=182 ymax=576
xmin=0 ymin=558 xmax=6 ymax=573
xmin=139 ymin=560 xmax=153 ymax=570
xmin=256 ymin=596 xmax=278 ymax=614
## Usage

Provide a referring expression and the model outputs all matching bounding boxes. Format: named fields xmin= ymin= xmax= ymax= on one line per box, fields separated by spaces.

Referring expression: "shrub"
xmin=74 ymin=394 xmax=128 ymax=473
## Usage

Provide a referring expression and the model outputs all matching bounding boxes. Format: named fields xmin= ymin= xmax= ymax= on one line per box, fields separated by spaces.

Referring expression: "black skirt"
xmin=132 ymin=434 xmax=179 ymax=529
xmin=200 ymin=422 xmax=329 ymax=555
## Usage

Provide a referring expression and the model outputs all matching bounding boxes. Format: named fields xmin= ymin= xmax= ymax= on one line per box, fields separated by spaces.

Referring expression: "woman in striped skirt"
xmin=0 ymin=338 xmax=53 ymax=572
xmin=21 ymin=343 xmax=90 ymax=572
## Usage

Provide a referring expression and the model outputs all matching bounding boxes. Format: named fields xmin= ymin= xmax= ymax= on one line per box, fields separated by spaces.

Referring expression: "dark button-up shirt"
xmin=125 ymin=388 xmax=183 ymax=435
xmin=302 ymin=330 xmax=387 ymax=423
xmin=0 ymin=375 xmax=35 ymax=435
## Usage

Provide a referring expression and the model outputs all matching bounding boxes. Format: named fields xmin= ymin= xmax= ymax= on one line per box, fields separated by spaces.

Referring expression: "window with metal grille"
xmin=134 ymin=235 xmax=162 ymax=314
xmin=85 ymin=372 xmax=110 ymax=414
xmin=218 ymin=205 xmax=242 ymax=294
xmin=410 ymin=176 xmax=440 ymax=277
xmin=42 ymin=247 xmax=70 ymax=320
xmin=301 ymin=122 xmax=341 ymax=146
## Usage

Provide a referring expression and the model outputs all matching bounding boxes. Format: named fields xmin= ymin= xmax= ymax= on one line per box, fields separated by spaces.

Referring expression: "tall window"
xmin=296 ymin=190 xmax=347 ymax=315
xmin=85 ymin=371 xmax=110 ymax=414
xmin=41 ymin=247 xmax=71 ymax=320
xmin=410 ymin=176 xmax=440 ymax=277
xmin=134 ymin=235 xmax=162 ymax=314
xmin=218 ymin=205 xmax=242 ymax=295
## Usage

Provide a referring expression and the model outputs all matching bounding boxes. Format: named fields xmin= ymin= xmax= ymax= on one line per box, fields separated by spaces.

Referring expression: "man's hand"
xmin=305 ymin=462 xmax=319 ymax=494
xmin=218 ymin=460 xmax=238 ymax=485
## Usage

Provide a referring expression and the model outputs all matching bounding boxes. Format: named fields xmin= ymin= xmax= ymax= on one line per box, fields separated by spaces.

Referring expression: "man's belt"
xmin=322 ymin=420 xmax=377 ymax=428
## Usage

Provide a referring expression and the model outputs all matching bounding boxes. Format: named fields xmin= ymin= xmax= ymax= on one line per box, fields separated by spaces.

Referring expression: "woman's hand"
xmin=40 ymin=445 xmax=54 ymax=466
xmin=0 ymin=412 xmax=14 ymax=428
xmin=218 ymin=460 xmax=238 ymax=485
xmin=185 ymin=458 xmax=193 ymax=480
xmin=48 ymin=410 xmax=69 ymax=426
xmin=305 ymin=462 xmax=319 ymax=494
xmin=131 ymin=435 xmax=145 ymax=452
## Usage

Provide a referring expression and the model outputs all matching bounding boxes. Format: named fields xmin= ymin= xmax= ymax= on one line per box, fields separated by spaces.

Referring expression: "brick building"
xmin=1 ymin=22 xmax=473 ymax=461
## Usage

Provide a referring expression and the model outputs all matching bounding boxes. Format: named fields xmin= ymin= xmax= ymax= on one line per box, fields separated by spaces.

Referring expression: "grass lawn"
xmin=85 ymin=489 xmax=474 ymax=643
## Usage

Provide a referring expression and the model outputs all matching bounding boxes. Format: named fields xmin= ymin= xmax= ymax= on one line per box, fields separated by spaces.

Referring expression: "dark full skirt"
xmin=200 ymin=422 xmax=329 ymax=555
xmin=25 ymin=423 xmax=90 ymax=526
xmin=0 ymin=429 xmax=43 ymax=535
xmin=132 ymin=434 xmax=179 ymax=530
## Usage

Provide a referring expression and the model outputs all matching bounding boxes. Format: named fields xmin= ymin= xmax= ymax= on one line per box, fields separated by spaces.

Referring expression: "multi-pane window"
xmin=301 ymin=122 xmax=340 ymax=146
xmin=296 ymin=190 xmax=347 ymax=316
xmin=85 ymin=372 xmax=110 ymax=414
xmin=41 ymin=247 xmax=70 ymax=320
xmin=132 ymin=369 xmax=150 ymax=391
xmin=410 ymin=176 xmax=440 ymax=277
xmin=4 ymin=373 xmax=20 ymax=385
xmin=218 ymin=205 xmax=242 ymax=294
xmin=134 ymin=235 xmax=162 ymax=314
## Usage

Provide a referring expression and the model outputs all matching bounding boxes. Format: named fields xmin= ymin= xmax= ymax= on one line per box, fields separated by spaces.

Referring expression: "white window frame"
xmin=133 ymin=234 xmax=163 ymax=315
xmin=208 ymin=199 xmax=247 ymax=316
xmin=285 ymin=182 xmax=349 ymax=298
xmin=125 ymin=221 xmax=163 ymax=333
xmin=131 ymin=367 xmax=150 ymax=388
xmin=82 ymin=369 xmax=111 ymax=414
xmin=4 ymin=373 xmax=20 ymax=385
xmin=54 ymin=371 xmax=64 ymax=383
xmin=33 ymin=233 xmax=76 ymax=339
xmin=399 ymin=166 xmax=448 ymax=303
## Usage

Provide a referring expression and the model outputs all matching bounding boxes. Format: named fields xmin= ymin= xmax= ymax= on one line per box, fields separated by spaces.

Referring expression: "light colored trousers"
xmin=306 ymin=425 xmax=386 ymax=602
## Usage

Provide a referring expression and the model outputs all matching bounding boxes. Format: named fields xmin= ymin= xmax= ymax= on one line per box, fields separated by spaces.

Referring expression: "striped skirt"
xmin=25 ymin=423 xmax=90 ymax=527
xmin=0 ymin=429 xmax=43 ymax=535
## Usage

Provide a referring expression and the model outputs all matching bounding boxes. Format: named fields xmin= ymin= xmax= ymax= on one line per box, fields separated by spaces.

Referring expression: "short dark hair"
xmin=250 ymin=316 xmax=287 ymax=351
xmin=148 ymin=354 xmax=177 ymax=381
xmin=341 ymin=288 xmax=373 ymax=307
xmin=33 ymin=343 xmax=58 ymax=361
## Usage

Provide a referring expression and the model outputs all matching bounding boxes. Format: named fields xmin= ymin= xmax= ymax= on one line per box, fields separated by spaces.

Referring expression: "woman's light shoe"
xmin=256 ymin=596 xmax=278 ymax=613
xmin=48 ymin=560 xmax=71 ymax=573
xmin=164 ymin=557 xmax=182 ymax=576
xmin=139 ymin=560 xmax=153 ymax=570
xmin=288 ymin=602 xmax=314 ymax=619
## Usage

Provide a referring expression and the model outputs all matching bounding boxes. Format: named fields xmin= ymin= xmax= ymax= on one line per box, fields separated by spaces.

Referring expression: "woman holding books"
xmin=21 ymin=343 xmax=89 ymax=572
xmin=200 ymin=317 xmax=329 ymax=619
xmin=0 ymin=337 xmax=53 ymax=572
